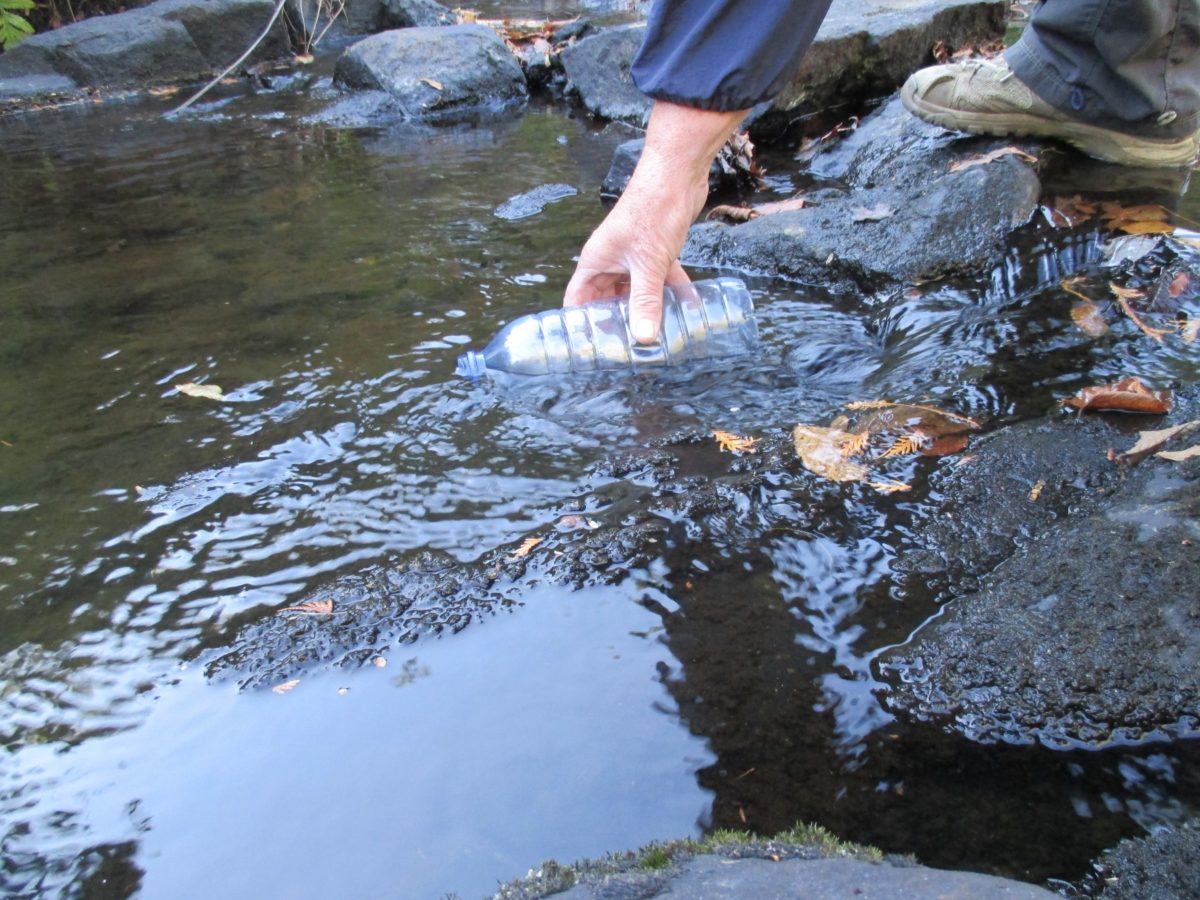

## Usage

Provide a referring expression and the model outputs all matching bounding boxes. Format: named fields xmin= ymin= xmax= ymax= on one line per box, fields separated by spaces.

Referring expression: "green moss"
xmin=641 ymin=846 xmax=671 ymax=870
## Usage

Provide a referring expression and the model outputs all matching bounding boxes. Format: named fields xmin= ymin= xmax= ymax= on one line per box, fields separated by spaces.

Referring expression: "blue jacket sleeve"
xmin=631 ymin=0 xmax=835 ymax=111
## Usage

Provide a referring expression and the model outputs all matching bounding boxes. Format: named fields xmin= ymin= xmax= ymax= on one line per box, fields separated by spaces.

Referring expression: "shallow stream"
xmin=2 ymin=27 xmax=1199 ymax=899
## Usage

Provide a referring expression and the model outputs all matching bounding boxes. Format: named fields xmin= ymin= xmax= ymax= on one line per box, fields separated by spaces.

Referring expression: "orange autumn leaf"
xmin=1168 ymin=270 xmax=1191 ymax=297
xmin=1061 ymin=376 xmax=1173 ymax=414
xmin=868 ymin=480 xmax=912 ymax=494
xmin=949 ymin=146 xmax=1038 ymax=173
xmin=1070 ymin=299 xmax=1109 ymax=337
xmin=707 ymin=196 xmax=806 ymax=224
xmin=277 ymin=599 xmax=334 ymax=616
xmin=792 ymin=422 xmax=870 ymax=482
xmin=879 ymin=435 xmax=925 ymax=458
xmin=272 ymin=679 xmax=300 ymax=695
xmin=1110 ymin=283 xmax=1172 ymax=342
xmin=511 ymin=536 xmax=542 ymax=559
xmin=1100 ymin=202 xmax=1174 ymax=235
xmin=714 ymin=430 xmax=759 ymax=454
xmin=1049 ymin=194 xmax=1098 ymax=227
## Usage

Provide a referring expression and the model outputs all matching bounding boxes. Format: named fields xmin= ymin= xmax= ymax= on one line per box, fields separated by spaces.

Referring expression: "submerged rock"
xmin=1089 ymin=820 xmax=1200 ymax=900
xmin=494 ymin=183 xmax=578 ymax=220
xmin=331 ymin=24 xmax=527 ymax=122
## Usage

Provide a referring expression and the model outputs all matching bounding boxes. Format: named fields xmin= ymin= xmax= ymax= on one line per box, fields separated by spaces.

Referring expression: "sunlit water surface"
xmin=2 ymin=44 xmax=1199 ymax=900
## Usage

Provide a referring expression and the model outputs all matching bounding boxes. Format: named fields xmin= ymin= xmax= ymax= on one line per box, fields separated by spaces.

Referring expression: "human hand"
xmin=563 ymin=101 xmax=749 ymax=344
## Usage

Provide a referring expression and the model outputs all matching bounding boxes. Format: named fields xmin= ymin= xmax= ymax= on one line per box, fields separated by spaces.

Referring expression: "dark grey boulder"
xmin=378 ymin=0 xmax=455 ymax=29
xmin=0 ymin=43 xmax=79 ymax=102
xmin=332 ymin=24 xmax=527 ymax=120
xmin=559 ymin=24 xmax=650 ymax=125
xmin=755 ymin=0 xmax=1005 ymax=140
xmin=152 ymin=0 xmax=293 ymax=70
xmin=15 ymin=11 xmax=210 ymax=88
xmin=682 ymin=101 xmax=1040 ymax=290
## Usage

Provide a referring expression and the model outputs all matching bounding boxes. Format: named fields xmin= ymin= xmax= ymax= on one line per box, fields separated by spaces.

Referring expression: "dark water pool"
xmin=1 ymin=41 xmax=1199 ymax=899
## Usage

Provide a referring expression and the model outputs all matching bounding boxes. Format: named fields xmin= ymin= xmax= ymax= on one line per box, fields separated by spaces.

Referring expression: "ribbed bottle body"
xmin=456 ymin=277 xmax=756 ymax=377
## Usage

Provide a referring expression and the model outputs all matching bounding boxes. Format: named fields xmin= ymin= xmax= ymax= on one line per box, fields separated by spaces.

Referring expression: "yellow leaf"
xmin=277 ymin=599 xmax=334 ymax=615
xmin=868 ymin=480 xmax=912 ymax=494
xmin=271 ymin=679 xmax=300 ymax=695
xmin=844 ymin=399 xmax=893 ymax=410
xmin=511 ymin=536 xmax=542 ymax=559
xmin=1029 ymin=479 xmax=1045 ymax=501
xmin=714 ymin=430 xmax=759 ymax=454
xmin=1158 ymin=444 xmax=1200 ymax=461
xmin=175 ymin=382 xmax=225 ymax=401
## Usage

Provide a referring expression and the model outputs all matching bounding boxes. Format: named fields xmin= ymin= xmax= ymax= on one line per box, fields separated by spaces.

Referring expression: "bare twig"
xmin=166 ymin=0 xmax=287 ymax=117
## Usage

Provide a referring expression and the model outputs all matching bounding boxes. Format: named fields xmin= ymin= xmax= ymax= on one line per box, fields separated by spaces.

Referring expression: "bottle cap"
xmin=455 ymin=350 xmax=488 ymax=378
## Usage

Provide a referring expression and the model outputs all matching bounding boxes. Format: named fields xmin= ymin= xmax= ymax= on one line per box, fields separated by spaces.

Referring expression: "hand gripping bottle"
xmin=455 ymin=277 xmax=757 ymax=377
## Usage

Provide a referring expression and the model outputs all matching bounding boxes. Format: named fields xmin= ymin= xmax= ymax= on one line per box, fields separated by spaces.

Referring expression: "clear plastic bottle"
xmin=456 ymin=276 xmax=757 ymax=377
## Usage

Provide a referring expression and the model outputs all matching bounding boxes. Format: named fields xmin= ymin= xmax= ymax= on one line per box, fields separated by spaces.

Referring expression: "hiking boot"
xmin=901 ymin=57 xmax=1200 ymax=169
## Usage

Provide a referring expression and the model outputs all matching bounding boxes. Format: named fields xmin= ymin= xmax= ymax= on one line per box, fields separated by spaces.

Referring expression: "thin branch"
xmin=167 ymin=0 xmax=288 ymax=117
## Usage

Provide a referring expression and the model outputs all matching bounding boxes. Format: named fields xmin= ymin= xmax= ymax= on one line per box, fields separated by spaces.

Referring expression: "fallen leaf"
xmin=1062 ymin=376 xmax=1173 ymax=414
xmin=1070 ymin=299 xmax=1109 ymax=337
xmin=1049 ymin=194 xmax=1098 ymax=227
xmin=1100 ymin=201 xmax=1174 ymax=235
xmin=1101 ymin=234 xmax=1163 ymax=268
xmin=850 ymin=203 xmax=895 ymax=223
xmin=1168 ymin=270 xmax=1191 ymax=297
xmin=277 ymin=599 xmax=334 ymax=615
xmin=714 ymin=430 xmax=759 ymax=454
xmin=175 ymin=382 xmax=225 ymax=401
xmin=706 ymin=204 xmax=757 ymax=223
xmin=949 ymin=146 xmax=1038 ymax=173
xmin=1158 ymin=444 xmax=1200 ymax=461
xmin=1029 ymin=479 xmax=1045 ymax=501
xmin=420 ymin=77 xmax=444 ymax=90
xmin=511 ymin=536 xmax=542 ymax=558
xmin=272 ymin=679 xmax=300 ymax=694
xmin=921 ymin=433 xmax=971 ymax=456
xmin=1115 ymin=419 xmax=1200 ymax=463
xmin=792 ymin=423 xmax=870 ymax=482
xmin=868 ymin=480 xmax=912 ymax=494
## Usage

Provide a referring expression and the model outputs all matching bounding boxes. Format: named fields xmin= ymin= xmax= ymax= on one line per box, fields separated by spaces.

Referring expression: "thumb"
xmin=627 ymin=268 xmax=666 ymax=345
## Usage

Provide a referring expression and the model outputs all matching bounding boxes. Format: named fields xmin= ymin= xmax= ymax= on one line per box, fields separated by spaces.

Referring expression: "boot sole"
xmin=901 ymin=80 xmax=1199 ymax=169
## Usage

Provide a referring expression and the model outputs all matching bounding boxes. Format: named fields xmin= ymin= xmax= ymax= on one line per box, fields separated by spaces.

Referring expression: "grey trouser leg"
xmin=1005 ymin=0 xmax=1200 ymax=138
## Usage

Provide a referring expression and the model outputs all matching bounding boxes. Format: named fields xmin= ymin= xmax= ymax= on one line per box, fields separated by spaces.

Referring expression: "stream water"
xmin=2 ymin=25 xmax=1200 ymax=900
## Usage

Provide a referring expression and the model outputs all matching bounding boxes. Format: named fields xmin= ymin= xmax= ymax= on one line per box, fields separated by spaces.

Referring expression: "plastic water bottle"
xmin=455 ymin=277 xmax=757 ymax=377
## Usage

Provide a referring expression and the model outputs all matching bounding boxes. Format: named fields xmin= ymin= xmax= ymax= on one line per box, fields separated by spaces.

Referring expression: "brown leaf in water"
xmin=1100 ymin=202 xmax=1174 ymax=235
xmin=1062 ymin=377 xmax=1173 ymax=414
xmin=1048 ymin=194 xmax=1098 ymax=227
xmin=278 ymin=599 xmax=334 ymax=616
xmin=175 ymin=382 xmax=225 ymax=401
xmin=1115 ymin=419 xmax=1200 ymax=464
xmin=511 ymin=536 xmax=542 ymax=559
xmin=1159 ymin=444 xmax=1200 ymax=461
xmin=921 ymin=433 xmax=971 ymax=456
xmin=1169 ymin=270 xmax=1191 ymax=297
xmin=792 ymin=423 xmax=870 ymax=483
xmin=850 ymin=204 xmax=895 ymax=223
xmin=271 ymin=679 xmax=300 ymax=695
xmin=1071 ymin=299 xmax=1109 ymax=337
xmin=714 ymin=430 xmax=759 ymax=454
xmin=949 ymin=146 xmax=1038 ymax=173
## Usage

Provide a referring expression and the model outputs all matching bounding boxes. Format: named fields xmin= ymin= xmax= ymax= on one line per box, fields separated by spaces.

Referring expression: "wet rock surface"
xmin=684 ymin=99 xmax=1041 ymax=291
xmin=0 ymin=0 xmax=291 ymax=103
xmin=1088 ymin=819 xmax=1200 ymax=900
xmin=878 ymin=392 xmax=1200 ymax=748
xmin=559 ymin=24 xmax=649 ymax=125
xmin=495 ymin=182 xmax=579 ymax=220
xmin=331 ymin=24 xmax=527 ymax=121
